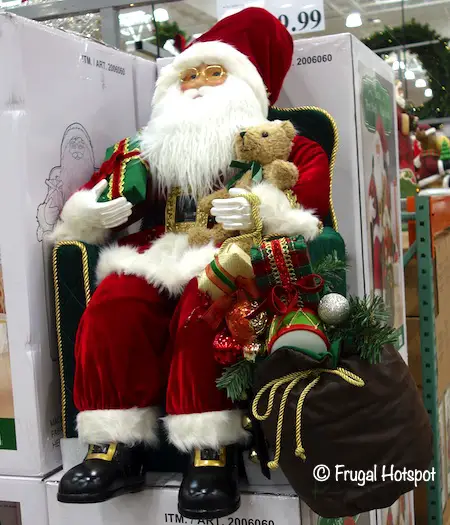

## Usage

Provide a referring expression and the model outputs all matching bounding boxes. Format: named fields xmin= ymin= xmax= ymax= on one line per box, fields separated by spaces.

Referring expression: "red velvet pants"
xmin=73 ymin=274 xmax=232 ymax=416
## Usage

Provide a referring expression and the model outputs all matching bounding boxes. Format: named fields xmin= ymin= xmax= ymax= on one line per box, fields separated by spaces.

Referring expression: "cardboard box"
xmin=0 ymin=475 xmax=49 ymax=525
xmin=300 ymin=502 xmax=377 ymax=525
xmin=406 ymin=317 xmax=422 ymax=388
xmin=277 ymin=34 xmax=406 ymax=360
xmin=0 ymin=13 xmax=156 ymax=475
xmin=46 ymin=472 xmax=301 ymax=525
xmin=405 ymin=231 xmax=450 ymax=399
xmin=132 ymin=55 xmax=155 ymax=131
xmin=377 ymin=492 xmax=415 ymax=525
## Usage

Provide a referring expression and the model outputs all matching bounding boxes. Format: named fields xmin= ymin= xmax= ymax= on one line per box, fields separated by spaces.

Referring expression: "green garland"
xmin=362 ymin=20 xmax=450 ymax=119
xmin=152 ymin=21 xmax=188 ymax=50
xmin=327 ymin=295 xmax=397 ymax=364
xmin=216 ymin=359 xmax=255 ymax=403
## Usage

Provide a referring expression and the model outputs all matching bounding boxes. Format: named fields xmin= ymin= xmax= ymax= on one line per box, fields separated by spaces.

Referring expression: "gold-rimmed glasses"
xmin=179 ymin=64 xmax=227 ymax=85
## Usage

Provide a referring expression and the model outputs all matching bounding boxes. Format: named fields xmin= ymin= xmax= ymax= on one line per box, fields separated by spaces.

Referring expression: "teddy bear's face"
xmin=235 ymin=120 xmax=296 ymax=165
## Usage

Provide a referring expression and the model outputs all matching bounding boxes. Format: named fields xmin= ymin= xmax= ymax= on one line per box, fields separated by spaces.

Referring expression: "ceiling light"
xmin=153 ymin=8 xmax=169 ymax=22
xmin=392 ymin=61 xmax=399 ymax=71
xmin=425 ymin=88 xmax=433 ymax=98
xmin=346 ymin=12 xmax=362 ymax=27
xmin=415 ymin=78 xmax=427 ymax=88
xmin=371 ymin=18 xmax=381 ymax=23
xmin=405 ymin=70 xmax=415 ymax=80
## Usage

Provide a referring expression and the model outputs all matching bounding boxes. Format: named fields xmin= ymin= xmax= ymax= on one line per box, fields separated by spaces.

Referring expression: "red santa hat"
xmin=154 ymin=8 xmax=294 ymax=116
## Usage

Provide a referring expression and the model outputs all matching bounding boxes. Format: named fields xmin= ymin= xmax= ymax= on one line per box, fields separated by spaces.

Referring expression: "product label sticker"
xmin=0 ymin=502 xmax=22 ymax=525
xmin=80 ymin=54 xmax=127 ymax=76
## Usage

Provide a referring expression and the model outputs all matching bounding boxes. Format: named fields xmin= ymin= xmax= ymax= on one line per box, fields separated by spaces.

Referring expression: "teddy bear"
xmin=188 ymin=120 xmax=298 ymax=248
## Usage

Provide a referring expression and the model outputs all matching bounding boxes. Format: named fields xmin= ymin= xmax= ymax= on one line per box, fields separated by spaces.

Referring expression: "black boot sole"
xmin=178 ymin=498 xmax=240 ymax=520
xmin=57 ymin=478 xmax=146 ymax=504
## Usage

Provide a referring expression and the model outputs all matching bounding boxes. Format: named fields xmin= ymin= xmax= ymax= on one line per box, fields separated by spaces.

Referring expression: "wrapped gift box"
xmin=0 ymin=13 xmax=156 ymax=475
xmin=97 ymin=135 xmax=149 ymax=205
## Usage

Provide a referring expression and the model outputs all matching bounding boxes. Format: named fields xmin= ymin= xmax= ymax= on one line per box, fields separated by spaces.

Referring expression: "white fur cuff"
xmin=96 ymin=233 xmax=217 ymax=297
xmin=50 ymin=190 xmax=109 ymax=245
xmin=77 ymin=407 xmax=159 ymax=446
xmin=164 ymin=410 xmax=250 ymax=452
xmin=252 ymin=182 xmax=320 ymax=240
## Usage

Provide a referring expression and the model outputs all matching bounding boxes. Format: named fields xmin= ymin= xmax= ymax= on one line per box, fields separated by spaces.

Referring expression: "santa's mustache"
xmin=182 ymin=85 xmax=216 ymax=100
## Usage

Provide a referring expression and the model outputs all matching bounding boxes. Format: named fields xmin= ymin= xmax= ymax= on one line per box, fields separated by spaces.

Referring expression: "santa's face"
xmin=140 ymin=62 xmax=267 ymax=198
xmin=68 ymin=137 xmax=86 ymax=160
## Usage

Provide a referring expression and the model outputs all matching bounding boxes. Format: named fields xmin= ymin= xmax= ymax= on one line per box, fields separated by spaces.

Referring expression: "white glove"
xmin=81 ymin=179 xmax=133 ymax=229
xmin=211 ymin=188 xmax=253 ymax=231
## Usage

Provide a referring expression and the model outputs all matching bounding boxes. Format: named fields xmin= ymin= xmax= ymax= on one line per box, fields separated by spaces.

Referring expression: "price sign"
xmin=216 ymin=0 xmax=325 ymax=35
xmin=216 ymin=1 xmax=264 ymax=20
xmin=264 ymin=0 xmax=326 ymax=35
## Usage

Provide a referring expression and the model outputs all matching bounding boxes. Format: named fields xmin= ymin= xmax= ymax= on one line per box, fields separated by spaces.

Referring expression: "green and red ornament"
xmin=268 ymin=308 xmax=329 ymax=356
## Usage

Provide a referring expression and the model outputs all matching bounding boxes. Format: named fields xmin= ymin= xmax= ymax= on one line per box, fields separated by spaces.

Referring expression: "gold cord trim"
xmin=53 ymin=241 xmax=93 ymax=438
xmin=272 ymin=105 xmax=339 ymax=231
xmin=252 ymin=367 xmax=364 ymax=469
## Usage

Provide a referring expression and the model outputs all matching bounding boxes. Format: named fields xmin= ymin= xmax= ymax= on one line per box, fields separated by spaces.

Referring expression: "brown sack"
xmin=253 ymin=345 xmax=432 ymax=517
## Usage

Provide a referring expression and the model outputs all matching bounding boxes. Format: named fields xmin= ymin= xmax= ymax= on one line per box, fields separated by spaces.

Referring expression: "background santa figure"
xmin=368 ymin=117 xmax=390 ymax=301
xmin=53 ymin=8 xmax=332 ymax=519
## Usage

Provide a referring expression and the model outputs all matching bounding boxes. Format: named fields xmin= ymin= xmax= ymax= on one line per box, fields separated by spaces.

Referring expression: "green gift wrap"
xmin=250 ymin=228 xmax=346 ymax=302
xmin=97 ymin=135 xmax=149 ymax=205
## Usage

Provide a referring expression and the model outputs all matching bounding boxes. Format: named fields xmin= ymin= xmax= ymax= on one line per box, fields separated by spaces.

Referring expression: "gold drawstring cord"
xmin=252 ymin=367 xmax=365 ymax=469
xmin=219 ymin=193 xmax=263 ymax=253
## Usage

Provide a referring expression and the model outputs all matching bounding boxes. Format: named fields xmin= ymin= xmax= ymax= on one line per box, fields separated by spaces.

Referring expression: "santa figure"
xmin=368 ymin=117 xmax=389 ymax=299
xmin=395 ymin=81 xmax=416 ymax=182
xmin=53 ymin=8 xmax=330 ymax=518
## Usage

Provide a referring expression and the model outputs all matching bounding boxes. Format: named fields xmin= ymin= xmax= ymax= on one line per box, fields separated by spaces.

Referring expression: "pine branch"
xmin=216 ymin=359 xmax=255 ymax=402
xmin=327 ymin=295 xmax=397 ymax=364
xmin=312 ymin=251 xmax=349 ymax=293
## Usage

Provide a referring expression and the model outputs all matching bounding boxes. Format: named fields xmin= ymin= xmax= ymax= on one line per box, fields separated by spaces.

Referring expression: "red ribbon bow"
xmin=95 ymin=149 xmax=139 ymax=180
xmin=249 ymin=273 xmax=324 ymax=318
xmin=202 ymin=277 xmax=260 ymax=331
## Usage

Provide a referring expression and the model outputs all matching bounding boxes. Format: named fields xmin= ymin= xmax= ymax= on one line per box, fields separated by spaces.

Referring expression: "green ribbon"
xmin=210 ymin=258 xmax=237 ymax=292
xmin=226 ymin=160 xmax=263 ymax=190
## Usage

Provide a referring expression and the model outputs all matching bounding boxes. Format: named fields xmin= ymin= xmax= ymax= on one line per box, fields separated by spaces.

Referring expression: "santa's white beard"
xmin=140 ymin=74 xmax=267 ymax=198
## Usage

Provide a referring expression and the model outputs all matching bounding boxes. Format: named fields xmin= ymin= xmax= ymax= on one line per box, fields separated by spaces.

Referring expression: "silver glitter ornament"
xmin=318 ymin=293 xmax=350 ymax=326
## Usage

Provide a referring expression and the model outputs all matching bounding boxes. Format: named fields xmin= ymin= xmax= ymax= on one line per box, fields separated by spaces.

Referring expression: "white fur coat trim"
xmin=50 ymin=190 xmax=109 ymax=245
xmin=155 ymin=41 xmax=269 ymax=117
xmin=252 ymin=182 xmax=321 ymax=240
xmin=77 ymin=407 xmax=159 ymax=446
xmin=164 ymin=410 xmax=250 ymax=452
xmin=96 ymin=233 xmax=217 ymax=297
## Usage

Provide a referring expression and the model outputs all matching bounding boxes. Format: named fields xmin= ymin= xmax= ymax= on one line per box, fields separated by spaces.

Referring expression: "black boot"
xmin=178 ymin=445 xmax=240 ymax=519
xmin=58 ymin=443 xmax=146 ymax=503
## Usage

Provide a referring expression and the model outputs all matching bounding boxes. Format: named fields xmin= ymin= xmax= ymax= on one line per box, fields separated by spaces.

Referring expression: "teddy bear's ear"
xmin=282 ymin=120 xmax=297 ymax=141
